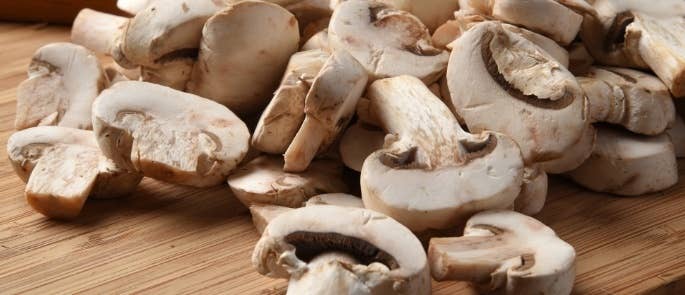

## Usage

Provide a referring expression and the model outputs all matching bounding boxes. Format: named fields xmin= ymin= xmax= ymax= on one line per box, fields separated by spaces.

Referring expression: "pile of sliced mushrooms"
xmin=7 ymin=0 xmax=685 ymax=293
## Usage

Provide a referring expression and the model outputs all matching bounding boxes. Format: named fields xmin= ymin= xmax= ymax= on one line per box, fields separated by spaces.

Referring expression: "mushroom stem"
xmin=286 ymin=252 xmax=363 ymax=295
xmin=284 ymin=117 xmax=328 ymax=172
xmin=71 ymin=9 xmax=128 ymax=55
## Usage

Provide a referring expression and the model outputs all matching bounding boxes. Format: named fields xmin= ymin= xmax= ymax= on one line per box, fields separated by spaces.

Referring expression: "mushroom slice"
xmin=340 ymin=122 xmax=385 ymax=172
xmin=71 ymin=9 xmax=129 ymax=55
xmin=568 ymin=42 xmax=594 ymax=76
xmin=7 ymin=126 xmax=142 ymax=219
xmin=283 ymin=50 xmax=368 ymax=172
xmin=515 ymin=166 xmax=548 ymax=216
xmin=252 ymin=50 xmax=330 ymax=154
xmin=361 ymin=75 xmax=524 ymax=232
xmin=186 ymin=1 xmax=300 ymax=115
xmin=117 ymin=0 xmax=155 ymax=15
xmin=15 ymin=43 xmax=106 ymax=130
xmin=92 ymin=81 xmax=249 ymax=187
xmin=580 ymin=67 xmax=676 ymax=135
xmin=567 ymin=126 xmax=678 ymax=196
xmin=376 ymin=0 xmax=459 ymax=32
xmin=252 ymin=206 xmax=431 ymax=295
xmin=228 ymin=155 xmax=348 ymax=208
xmin=429 ymin=210 xmax=576 ymax=295
xmin=667 ymin=115 xmax=685 ymax=158
xmin=538 ymin=124 xmax=596 ymax=174
xmin=447 ymin=21 xmax=590 ymax=167
xmin=328 ymin=0 xmax=449 ymax=84
xmin=302 ymin=29 xmax=330 ymax=52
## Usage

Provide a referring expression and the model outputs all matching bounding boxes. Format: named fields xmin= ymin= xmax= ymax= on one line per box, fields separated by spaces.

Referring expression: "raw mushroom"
xmin=429 ymin=210 xmax=576 ymax=295
xmin=567 ymin=42 xmax=594 ymax=76
xmin=92 ymin=81 xmax=250 ymax=187
xmin=667 ymin=115 xmax=685 ymax=158
xmin=339 ymin=122 xmax=385 ymax=172
xmin=361 ymin=75 xmax=524 ymax=232
xmin=15 ymin=43 xmax=106 ymax=130
xmin=328 ymin=0 xmax=449 ymax=84
xmin=117 ymin=0 xmax=155 ymax=15
xmin=301 ymin=29 xmax=330 ymax=52
xmin=376 ymin=0 xmax=459 ymax=32
xmin=71 ymin=9 xmax=128 ymax=55
xmin=537 ymin=124 xmax=596 ymax=174
xmin=446 ymin=21 xmax=590 ymax=169
xmin=227 ymin=155 xmax=348 ymax=208
xmin=7 ymin=126 xmax=142 ymax=219
xmin=515 ymin=166 xmax=548 ymax=216
xmin=104 ymin=66 xmax=130 ymax=85
xmin=567 ymin=126 xmax=678 ymax=196
xmin=186 ymin=1 xmax=300 ymax=115
xmin=579 ymin=67 xmax=675 ymax=135
xmin=252 ymin=206 xmax=431 ymax=295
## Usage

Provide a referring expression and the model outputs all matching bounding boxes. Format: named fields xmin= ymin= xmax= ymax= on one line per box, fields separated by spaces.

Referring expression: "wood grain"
xmin=0 ymin=1 xmax=124 ymax=24
xmin=0 ymin=23 xmax=684 ymax=294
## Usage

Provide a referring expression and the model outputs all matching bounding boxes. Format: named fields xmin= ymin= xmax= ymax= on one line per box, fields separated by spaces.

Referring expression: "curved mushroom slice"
xmin=567 ymin=126 xmax=678 ymax=196
xmin=15 ymin=43 xmax=105 ymax=130
xmin=252 ymin=50 xmax=330 ymax=154
xmin=284 ymin=50 xmax=368 ymax=172
xmin=667 ymin=115 xmax=685 ymax=158
xmin=7 ymin=126 xmax=142 ymax=219
xmin=252 ymin=206 xmax=431 ymax=295
xmin=339 ymin=122 xmax=385 ymax=172
xmin=515 ymin=166 xmax=548 ymax=216
xmin=447 ymin=21 xmax=590 ymax=168
xmin=328 ymin=0 xmax=449 ymax=84
xmin=361 ymin=75 xmax=524 ymax=232
xmin=117 ymin=0 xmax=155 ymax=15
xmin=187 ymin=1 xmax=300 ymax=115
xmin=302 ymin=29 xmax=330 ymax=52
xmin=228 ymin=156 xmax=348 ymax=208
xmin=71 ymin=9 xmax=129 ymax=55
xmin=376 ymin=0 xmax=459 ymax=32
xmin=429 ymin=210 xmax=576 ymax=295
xmin=92 ymin=81 xmax=249 ymax=187
xmin=580 ymin=67 xmax=675 ymax=135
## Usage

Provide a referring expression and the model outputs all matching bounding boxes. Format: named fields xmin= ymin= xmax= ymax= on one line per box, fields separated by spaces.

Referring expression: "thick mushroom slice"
xmin=7 ymin=126 xmax=142 ymax=219
xmin=117 ymin=0 xmax=154 ymax=15
xmin=361 ymin=75 xmax=524 ymax=232
xmin=568 ymin=42 xmax=595 ymax=76
xmin=667 ymin=115 xmax=685 ymax=158
xmin=15 ymin=43 xmax=106 ymax=130
xmin=579 ymin=67 xmax=675 ymax=135
xmin=328 ymin=0 xmax=449 ymax=84
xmin=376 ymin=0 xmax=459 ymax=32
xmin=446 ymin=21 xmax=590 ymax=168
xmin=515 ymin=166 xmax=548 ymax=216
xmin=92 ymin=81 xmax=249 ymax=187
xmin=252 ymin=206 xmax=431 ymax=295
xmin=302 ymin=29 xmax=330 ymax=52
xmin=567 ymin=126 xmax=678 ymax=196
xmin=71 ymin=9 xmax=129 ymax=55
xmin=339 ymin=122 xmax=385 ymax=172
xmin=228 ymin=156 xmax=348 ymax=208
xmin=186 ymin=1 xmax=300 ymax=115
xmin=429 ymin=210 xmax=576 ymax=295
xmin=252 ymin=50 xmax=330 ymax=154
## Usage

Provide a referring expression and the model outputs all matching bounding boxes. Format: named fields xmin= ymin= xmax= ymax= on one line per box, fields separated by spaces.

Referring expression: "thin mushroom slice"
xmin=15 ymin=43 xmax=106 ymax=130
xmin=567 ymin=126 xmax=678 ymax=196
xmin=667 ymin=115 xmax=685 ymax=158
xmin=361 ymin=75 xmax=524 ymax=232
xmin=92 ymin=81 xmax=250 ymax=187
xmin=515 ymin=166 xmax=548 ymax=216
xmin=252 ymin=206 xmax=431 ymax=295
xmin=186 ymin=1 xmax=300 ymax=115
xmin=339 ymin=122 xmax=385 ymax=172
xmin=228 ymin=155 xmax=348 ymax=208
xmin=7 ymin=126 xmax=142 ymax=219
xmin=328 ymin=0 xmax=449 ymax=84
xmin=429 ymin=210 xmax=576 ymax=295
xmin=579 ymin=67 xmax=676 ymax=135
xmin=447 ymin=21 xmax=590 ymax=168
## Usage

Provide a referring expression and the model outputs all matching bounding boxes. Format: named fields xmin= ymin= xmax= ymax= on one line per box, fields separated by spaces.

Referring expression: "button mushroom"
xmin=7 ymin=126 xmax=142 ymax=219
xmin=429 ymin=210 xmax=576 ymax=295
xmin=339 ymin=122 xmax=385 ymax=172
xmin=252 ymin=206 xmax=431 ymax=294
xmin=375 ymin=0 xmax=459 ymax=32
xmin=92 ymin=81 xmax=250 ymax=187
xmin=15 ymin=43 xmax=106 ymax=130
xmin=515 ymin=166 xmax=548 ymax=216
xmin=361 ymin=75 xmax=524 ymax=232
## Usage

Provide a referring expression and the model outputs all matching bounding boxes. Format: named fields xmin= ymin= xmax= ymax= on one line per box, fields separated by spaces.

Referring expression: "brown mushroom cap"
xmin=92 ymin=81 xmax=249 ymax=187
xmin=252 ymin=206 xmax=431 ymax=294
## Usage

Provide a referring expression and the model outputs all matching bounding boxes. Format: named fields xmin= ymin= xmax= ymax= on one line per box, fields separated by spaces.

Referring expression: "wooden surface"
xmin=0 ymin=22 xmax=684 ymax=295
xmin=0 ymin=1 xmax=124 ymax=24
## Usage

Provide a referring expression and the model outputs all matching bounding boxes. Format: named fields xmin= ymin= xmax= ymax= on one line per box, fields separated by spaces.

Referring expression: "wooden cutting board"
xmin=0 ymin=22 xmax=684 ymax=295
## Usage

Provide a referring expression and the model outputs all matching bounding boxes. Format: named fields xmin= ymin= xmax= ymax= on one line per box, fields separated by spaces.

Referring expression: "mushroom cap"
xmin=429 ymin=210 xmax=576 ymax=295
xmin=667 ymin=115 xmax=685 ymax=158
xmin=186 ymin=0 xmax=300 ymax=114
xmin=567 ymin=126 xmax=678 ymax=196
xmin=252 ymin=205 xmax=431 ymax=295
xmin=376 ymin=0 xmax=459 ymax=32
xmin=228 ymin=155 xmax=348 ymax=208
xmin=15 ymin=42 xmax=105 ymax=130
xmin=92 ymin=81 xmax=249 ymax=187
xmin=361 ymin=75 xmax=524 ymax=232
xmin=339 ymin=122 xmax=385 ymax=172
xmin=446 ymin=21 xmax=589 ymax=166
xmin=328 ymin=0 xmax=449 ymax=84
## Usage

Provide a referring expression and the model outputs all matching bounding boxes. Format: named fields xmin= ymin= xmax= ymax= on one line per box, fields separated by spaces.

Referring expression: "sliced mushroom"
xmin=71 ymin=9 xmax=128 ymax=55
xmin=105 ymin=67 xmax=130 ymax=85
xmin=117 ymin=0 xmax=155 ymax=15
xmin=252 ymin=49 xmax=330 ymax=154
xmin=667 ymin=115 xmax=685 ymax=158
xmin=538 ymin=124 xmax=596 ymax=174
xmin=281 ymin=0 xmax=333 ymax=30
xmin=339 ymin=122 xmax=385 ymax=172
xmin=328 ymin=0 xmax=449 ymax=84
xmin=252 ymin=206 xmax=431 ymax=294
xmin=568 ymin=42 xmax=594 ymax=76
xmin=567 ymin=126 xmax=678 ymax=196
xmin=7 ymin=126 xmax=142 ymax=219
xmin=376 ymin=0 xmax=459 ymax=32
xmin=446 ymin=21 xmax=590 ymax=168
xmin=429 ymin=210 xmax=576 ymax=295
xmin=228 ymin=155 xmax=348 ymax=208
xmin=361 ymin=75 xmax=524 ymax=232
xmin=186 ymin=1 xmax=300 ymax=115
xmin=579 ymin=67 xmax=675 ymax=135
xmin=92 ymin=81 xmax=250 ymax=187
xmin=301 ymin=17 xmax=330 ymax=44
xmin=15 ymin=43 xmax=105 ymax=130
xmin=515 ymin=166 xmax=548 ymax=216
xmin=302 ymin=29 xmax=330 ymax=52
